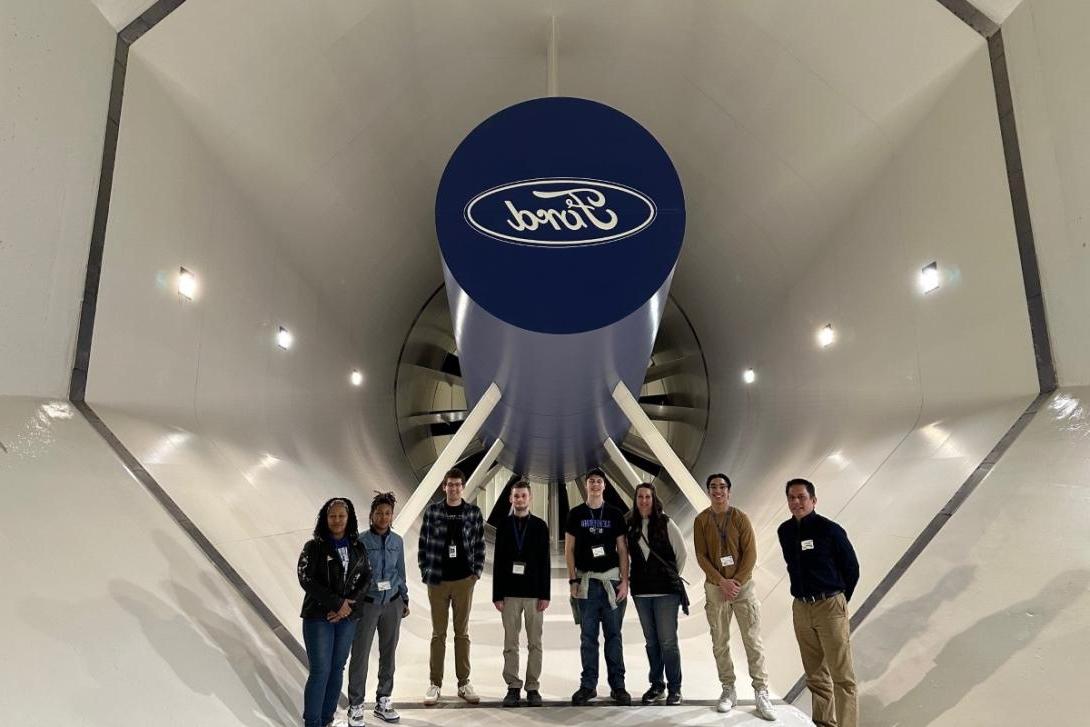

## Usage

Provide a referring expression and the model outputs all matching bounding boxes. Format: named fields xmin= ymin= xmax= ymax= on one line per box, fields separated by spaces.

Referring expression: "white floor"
xmin=354 ymin=704 xmax=811 ymax=726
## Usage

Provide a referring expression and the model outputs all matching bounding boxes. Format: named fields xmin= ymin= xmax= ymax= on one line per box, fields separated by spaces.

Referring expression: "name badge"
xmin=591 ymin=545 xmax=606 ymax=558
xmin=720 ymin=555 xmax=735 ymax=567
xmin=512 ymin=562 xmax=526 ymax=575
xmin=448 ymin=545 xmax=458 ymax=558
xmin=801 ymin=539 xmax=815 ymax=551
xmin=377 ymin=580 xmax=392 ymax=592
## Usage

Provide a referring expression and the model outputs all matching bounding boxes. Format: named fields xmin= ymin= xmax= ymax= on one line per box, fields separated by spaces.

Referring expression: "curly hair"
xmin=313 ymin=497 xmax=359 ymax=540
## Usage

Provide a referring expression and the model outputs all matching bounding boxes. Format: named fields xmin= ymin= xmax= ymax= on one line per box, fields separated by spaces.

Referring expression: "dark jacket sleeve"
xmin=833 ymin=524 xmax=860 ymax=602
xmin=538 ymin=519 xmax=552 ymax=601
xmin=418 ymin=506 xmax=431 ymax=578
xmin=492 ymin=524 xmax=508 ymax=603
xmin=471 ymin=505 xmax=486 ymax=577
xmin=298 ymin=540 xmax=342 ymax=612
xmin=347 ymin=544 xmax=373 ymax=603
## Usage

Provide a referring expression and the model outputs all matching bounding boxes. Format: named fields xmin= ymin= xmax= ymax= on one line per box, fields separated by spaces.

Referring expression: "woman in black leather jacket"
xmin=297 ymin=498 xmax=371 ymax=727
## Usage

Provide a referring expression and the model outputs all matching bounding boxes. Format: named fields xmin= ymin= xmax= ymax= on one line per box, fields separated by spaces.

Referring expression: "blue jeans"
xmin=634 ymin=594 xmax=682 ymax=692
xmin=302 ymin=618 xmax=358 ymax=727
xmin=578 ymin=579 xmax=627 ymax=690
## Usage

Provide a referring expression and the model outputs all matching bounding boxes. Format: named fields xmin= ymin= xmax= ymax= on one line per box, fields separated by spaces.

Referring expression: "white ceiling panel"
xmin=123 ymin=0 xmax=983 ymax=342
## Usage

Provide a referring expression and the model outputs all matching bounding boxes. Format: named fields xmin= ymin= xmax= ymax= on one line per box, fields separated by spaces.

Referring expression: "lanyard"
xmin=712 ymin=511 xmax=730 ymax=549
xmin=512 ymin=515 xmax=529 ymax=554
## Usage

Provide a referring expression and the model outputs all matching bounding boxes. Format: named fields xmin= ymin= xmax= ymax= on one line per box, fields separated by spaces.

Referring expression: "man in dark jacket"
xmin=418 ymin=468 xmax=486 ymax=705
xmin=777 ymin=478 xmax=860 ymax=727
xmin=492 ymin=480 xmax=551 ymax=707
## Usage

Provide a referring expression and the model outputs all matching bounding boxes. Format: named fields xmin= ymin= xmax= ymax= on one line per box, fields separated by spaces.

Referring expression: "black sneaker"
xmin=641 ymin=686 xmax=666 ymax=705
xmin=611 ymin=688 xmax=633 ymax=706
xmin=526 ymin=690 xmax=543 ymax=707
xmin=571 ymin=687 xmax=597 ymax=706
xmin=502 ymin=688 xmax=521 ymax=708
xmin=666 ymin=691 xmax=682 ymax=706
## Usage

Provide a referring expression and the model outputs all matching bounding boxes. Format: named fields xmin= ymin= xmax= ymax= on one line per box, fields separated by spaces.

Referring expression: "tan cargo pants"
xmin=704 ymin=580 xmax=769 ymax=690
xmin=427 ymin=576 xmax=475 ymax=687
xmin=500 ymin=596 xmax=544 ymax=691
xmin=792 ymin=593 xmax=858 ymax=727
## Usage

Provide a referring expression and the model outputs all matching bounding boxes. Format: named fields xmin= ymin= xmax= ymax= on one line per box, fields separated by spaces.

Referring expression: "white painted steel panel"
xmin=0 ymin=0 xmax=113 ymax=397
xmin=0 ymin=396 xmax=306 ymax=725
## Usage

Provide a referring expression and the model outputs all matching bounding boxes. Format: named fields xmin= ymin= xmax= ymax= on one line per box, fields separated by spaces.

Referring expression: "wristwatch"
xmin=568 ymin=578 xmax=580 ymax=584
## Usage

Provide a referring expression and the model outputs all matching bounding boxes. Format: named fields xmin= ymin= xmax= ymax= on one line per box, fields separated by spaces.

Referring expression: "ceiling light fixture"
xmin=919 ymin=261 xmax=940 ymax=294
xmin=742 ymin=368 xmax=756 ymax=384
xmin=818 ymin=324 xmax=836 ymax=348
xmin=350 ymin=369 xmax=363 ymax=386
xmin=276 ymin=326 xmax=293 ymax=350
xmin=177 ymin=267 xmax=197 ymax=300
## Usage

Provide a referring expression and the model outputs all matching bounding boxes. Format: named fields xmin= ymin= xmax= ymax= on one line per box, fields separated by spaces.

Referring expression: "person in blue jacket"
xmin=346 ymin=492 xmax=409 ymax=725
xmin=297 ymin=498 xmax=371 ymax=727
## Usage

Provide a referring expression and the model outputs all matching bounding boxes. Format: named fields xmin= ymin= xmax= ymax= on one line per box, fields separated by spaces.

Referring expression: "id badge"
xmin=448 ymin=544 xmax=458 ymax=558
xmin=801 ymin=539 xmax=815 ymax=551
xmin=377 ymin=580 xmax=392 ymax=592
xmin=720 ymin=555 xmax=735 ymax=567
xmin=512 ymin=562 xmax=526 ymax=575
xmin=591 ymin=545 xmax=606 ymax=558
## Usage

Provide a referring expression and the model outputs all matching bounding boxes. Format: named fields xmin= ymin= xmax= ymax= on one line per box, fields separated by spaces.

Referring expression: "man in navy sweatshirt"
xmin=492 ymin=480 xmax=551 ymax=707
xmin=778 ymin=478 xmax=860 ymax=727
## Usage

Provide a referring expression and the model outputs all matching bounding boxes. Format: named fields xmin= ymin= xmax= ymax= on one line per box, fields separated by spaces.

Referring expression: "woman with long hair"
xmin=346 ymin=492 xmax=409 ymax=725
xmin=626 ymin=482 xmax=689 ymax=706
xmin=297 ymin=498 xmax=371 ymax=727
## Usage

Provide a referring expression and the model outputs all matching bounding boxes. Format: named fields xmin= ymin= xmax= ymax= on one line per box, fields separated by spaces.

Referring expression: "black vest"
xmin=627 ymin=517 xmax=679 ymax=596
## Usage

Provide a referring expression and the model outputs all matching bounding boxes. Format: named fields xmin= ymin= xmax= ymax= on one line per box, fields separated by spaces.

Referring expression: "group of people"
xmin=296 ymin=467 xmax=861 ymax=727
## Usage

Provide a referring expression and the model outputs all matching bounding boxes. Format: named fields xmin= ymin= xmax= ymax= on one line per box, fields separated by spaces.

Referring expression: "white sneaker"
xmin=347 ymin=703 xmax=366 ymax=727
xmin=373 ymin=696 xmax=400 ymax=723
xmin=423 ymin=684 xmax=441 ymax=705
xmin=754 ymin=689 xmax=776 ymax=721
xmin=716 ymin=685 xmax=736 ymax=714
xmin=457 ymin=682 xmax=481 ymax=704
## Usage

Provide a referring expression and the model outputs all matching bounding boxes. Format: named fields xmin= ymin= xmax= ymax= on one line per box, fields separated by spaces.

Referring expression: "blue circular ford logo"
xmin=436 ymin=97 xmax=685 ymax=334
xmin=465 ymin=177 xmax=657 ymax=247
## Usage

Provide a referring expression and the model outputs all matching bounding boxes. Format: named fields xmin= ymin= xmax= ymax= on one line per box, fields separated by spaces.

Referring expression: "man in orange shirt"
xmin=693 ymin=473 xmax=775 ymax=720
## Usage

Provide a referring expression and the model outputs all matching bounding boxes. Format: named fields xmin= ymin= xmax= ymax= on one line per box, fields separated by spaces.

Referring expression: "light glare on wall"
xmin=742 ymin=368 xmax=756 ymax=384
xmin=818 ymin=324 xmax=836 ymax=348
xmin=919 ymin=261 xmax=940 ymax=294
xmin=276 ymin=326 xmax=294 ymax=350
xmin=350 ymin=369 xmax=363 ymax=386
xmin=177 ymin=267 xmax=197 ymax=300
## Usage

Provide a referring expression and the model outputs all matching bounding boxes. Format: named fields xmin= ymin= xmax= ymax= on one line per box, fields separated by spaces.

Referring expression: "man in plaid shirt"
xmin=418 ymin=468 xmax=486 ymax=705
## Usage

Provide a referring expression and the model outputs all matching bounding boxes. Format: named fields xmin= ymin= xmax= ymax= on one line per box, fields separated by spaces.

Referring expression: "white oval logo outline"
xmin=464 ymin=177 xmax=658 ymax=247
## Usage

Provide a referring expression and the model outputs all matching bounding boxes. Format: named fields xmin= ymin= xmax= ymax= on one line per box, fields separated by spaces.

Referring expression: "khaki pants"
xmin=428 ymin=576 xmax=475 ymax=687
xmin=704 ymin=580 xmax=769 ymax=690
xmin=500 ymin=597 xmax=544 ymax=691
xmin=792 ymin=594 xmax=857 ymax=727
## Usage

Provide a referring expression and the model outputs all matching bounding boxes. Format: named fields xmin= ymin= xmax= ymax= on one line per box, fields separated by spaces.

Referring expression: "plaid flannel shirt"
xmin=417 ymin=499 xmax=486 ymax=586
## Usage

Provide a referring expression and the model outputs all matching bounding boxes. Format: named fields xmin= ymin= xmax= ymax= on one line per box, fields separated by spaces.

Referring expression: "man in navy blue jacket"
xmin=777 ymin=478 xmax=859 ymax=727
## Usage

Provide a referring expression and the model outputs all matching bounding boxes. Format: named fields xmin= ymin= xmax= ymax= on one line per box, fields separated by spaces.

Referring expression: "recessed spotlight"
xmin=276 ymin=326 xmax=293 ymax=350
xmin=818 ymin=324 xmax=836 ymax=348
xmin=919 ymin=261 xmax=940 ymax=294
xmin=350 ymin=369 xmax=363 ymax=386
xmin=742 ymin=368 xmax=756 ymax=384
xmin=178 ymin=267 xmax=197 ymax=300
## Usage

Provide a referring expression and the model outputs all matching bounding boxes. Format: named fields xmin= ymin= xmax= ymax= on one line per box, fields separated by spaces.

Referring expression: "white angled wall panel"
xmin=0 ymin=0 xmax=114 ymax=397
xmin=687 ymin=41 xmax=1039 ymax=693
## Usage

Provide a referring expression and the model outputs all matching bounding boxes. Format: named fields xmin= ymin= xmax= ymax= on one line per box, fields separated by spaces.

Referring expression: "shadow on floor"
xmin=859 ymin=568 xmax=1090 ymax=726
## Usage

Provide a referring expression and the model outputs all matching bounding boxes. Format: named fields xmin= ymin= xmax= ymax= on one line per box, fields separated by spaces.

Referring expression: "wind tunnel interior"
xmin=3 ymin=0 xmax=1090 ymax=725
